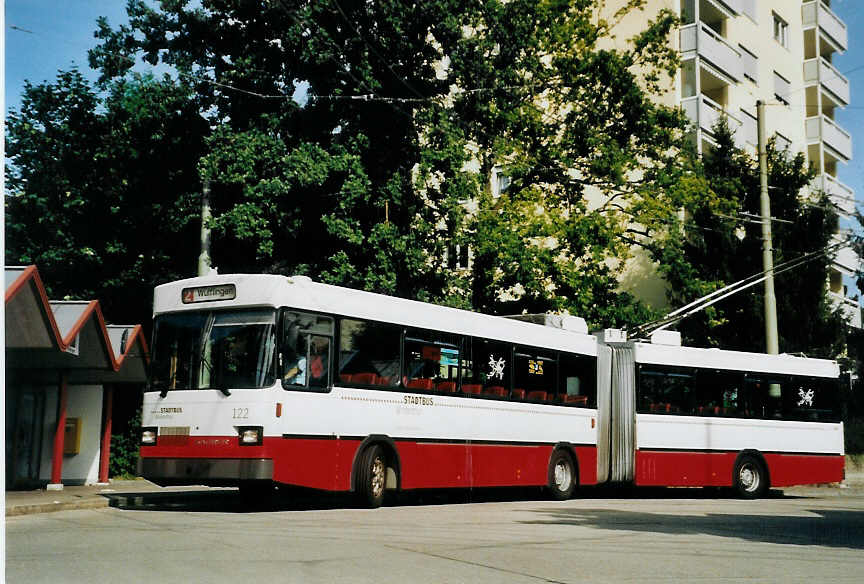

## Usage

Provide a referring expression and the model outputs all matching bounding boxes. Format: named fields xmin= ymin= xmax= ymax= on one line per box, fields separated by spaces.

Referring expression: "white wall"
xmin=39 ymin=384 xmax=104 ymax=485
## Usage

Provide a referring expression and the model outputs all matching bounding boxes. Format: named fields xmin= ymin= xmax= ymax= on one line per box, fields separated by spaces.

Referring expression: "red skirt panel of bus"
xmin=635 ymin=450 xmax=843 ymax=487
xmin=763 ymin=452 xmax=844 ymax=486
xmin=393 ymin=441 xmax=596 ymax=489
xmin=143 ymin=436 xmax=598 ymax=491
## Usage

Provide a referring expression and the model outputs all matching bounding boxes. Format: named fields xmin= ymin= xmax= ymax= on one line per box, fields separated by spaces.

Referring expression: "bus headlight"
xmin=141 ymin=427 xmax=158 ymax=445
xmin=239 ymin=427 xmax=263 ymax=446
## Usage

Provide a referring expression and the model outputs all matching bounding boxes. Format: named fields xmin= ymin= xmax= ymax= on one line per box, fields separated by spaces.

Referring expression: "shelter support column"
xmin=98 ymin=385 xmax=114 ymax=484
xmin=47 ymin=372 xmax=68 ymax=490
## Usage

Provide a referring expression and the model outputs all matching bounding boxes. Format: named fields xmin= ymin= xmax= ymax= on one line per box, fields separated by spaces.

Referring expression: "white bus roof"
xmin=153 ymin=273 xmax=599 ymax=356
xmin=633 ymin=341 xmax=839 ymax=378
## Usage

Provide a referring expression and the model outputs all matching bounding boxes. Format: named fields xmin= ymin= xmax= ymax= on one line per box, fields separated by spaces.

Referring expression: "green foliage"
xmin=12 ymin=1 xmax=705 ymax=333
xmin=415 ymin=0 xmax=694 ymax=327
xmin=109 ymin=408 xmax=142 ymax=479
xmin=652 ymin=120 xmax=845 ymax=357
xmin=5 ymin=70 xmax=207 ymax=326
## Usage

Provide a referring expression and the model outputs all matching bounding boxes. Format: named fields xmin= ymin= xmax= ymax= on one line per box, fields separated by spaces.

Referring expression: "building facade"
xmin=611 ymin=0 xmax=860 ymax=325
xmin=5 ymin=266 xmax=149 ymax=490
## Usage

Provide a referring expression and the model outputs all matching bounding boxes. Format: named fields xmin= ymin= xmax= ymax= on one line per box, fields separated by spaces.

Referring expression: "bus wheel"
xmin=357 ymin=445 xmax=387 ymax=508
xmin=547 ymin=450 xmax=577 ymax=500
xmin=733 ymin=454 xmax=768 ymax=499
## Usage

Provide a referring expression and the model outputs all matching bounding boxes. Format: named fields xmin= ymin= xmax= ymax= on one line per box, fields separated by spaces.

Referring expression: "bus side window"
xmin=694 ymin=369 xmax=744 ymax=417
xmin=403 ymin=328 xmax=460 ymax=391
xmin=745 ymin=374 xmax=786 ymax=419
xmin=559 ymin=353 xmax=596 ymax=407
xmin=338 ymin=318 xmax=401 ymax=387
xmin=281 ymin=311 xmax=334 ymax=390
xmin=638 ymin=365 xmax=694 ymax=414
xmin=467 ymin=338 xmax=512 ymax=397
xmin=514 ymin=347 xmax=558 ymax=402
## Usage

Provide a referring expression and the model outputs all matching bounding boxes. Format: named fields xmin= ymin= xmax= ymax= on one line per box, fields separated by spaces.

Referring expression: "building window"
xmin=773 ymin=13 xmax=788 ymax=48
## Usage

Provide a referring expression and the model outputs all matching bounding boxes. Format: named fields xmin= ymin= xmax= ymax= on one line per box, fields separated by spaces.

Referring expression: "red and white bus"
xmin=139 ymin=273 xmax=844 ymax=505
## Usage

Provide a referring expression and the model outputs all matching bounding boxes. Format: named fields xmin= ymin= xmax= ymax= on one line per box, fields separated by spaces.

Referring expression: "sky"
xmin=4 ymin=0 xmax=864 ymax=292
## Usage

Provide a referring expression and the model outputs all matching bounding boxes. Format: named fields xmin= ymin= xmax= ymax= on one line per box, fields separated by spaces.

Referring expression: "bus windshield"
xmin=150 ymin=309 xmax=277 ymax=391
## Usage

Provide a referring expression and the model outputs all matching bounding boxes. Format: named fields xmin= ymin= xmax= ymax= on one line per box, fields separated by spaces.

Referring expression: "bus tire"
xmin=733 ymin=454 xmax=768 ymax=499
xmin=547 ymin=450 xmax=577 ymax=500
xmin=356 ymin=445 xmax=387 ymax=508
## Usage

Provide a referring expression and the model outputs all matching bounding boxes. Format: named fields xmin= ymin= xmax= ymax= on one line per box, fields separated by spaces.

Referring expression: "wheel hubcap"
xmin=371 ymin=457 xmax=385 ymax=497
xmin=554 ymin=461 xmax=572 ymax=491
xmin=739 ymin=463 xmax=759 ymax=492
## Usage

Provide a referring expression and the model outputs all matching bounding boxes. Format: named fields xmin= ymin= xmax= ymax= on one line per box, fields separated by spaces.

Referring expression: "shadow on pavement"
xmin=103 ymin=483 xmax=812 ymax=513
xmin=519 ymin=506 xmax=864 ymax=549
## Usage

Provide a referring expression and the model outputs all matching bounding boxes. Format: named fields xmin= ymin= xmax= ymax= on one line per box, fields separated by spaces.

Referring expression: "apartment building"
xmin=612 ymin=0 xmax=860 ymax=326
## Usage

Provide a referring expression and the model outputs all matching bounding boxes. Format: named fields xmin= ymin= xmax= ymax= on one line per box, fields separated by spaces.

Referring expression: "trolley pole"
xmin=757 ymin=100 xmax=779 ymax=355
xmin=198 ymin=178 xmax=212 ymax=277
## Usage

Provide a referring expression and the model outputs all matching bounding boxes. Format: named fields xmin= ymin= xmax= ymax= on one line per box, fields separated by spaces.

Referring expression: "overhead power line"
xmin=630 ymin=238 xmax=856 ymax=338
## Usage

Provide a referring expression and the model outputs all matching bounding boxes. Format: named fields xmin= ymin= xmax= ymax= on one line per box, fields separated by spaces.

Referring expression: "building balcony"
xmin=680 ymin=22 xmax=742 ymax=83
xmin=829 ymin=291 xmax=862 ymax=329
xmin=832 ymin=233 xmax=860 ymax=276
xmin=804 ymin=57 xmax=850 ymax=107
xmin=681 ymin=94 xmax=742 ymax=138
xmin=802 ymin=1 xmax=848 ymax=53
xmin=707 ymin=0 xmax=742 ymax=18
xmin=813 ymin=173 xmax=856 ymax=216
xmin=806 ymin=115 xmax=852 ymax=162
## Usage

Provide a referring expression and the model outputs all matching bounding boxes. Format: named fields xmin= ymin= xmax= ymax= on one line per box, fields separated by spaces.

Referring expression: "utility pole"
xmin=757 ymin=100 xmax=779 ymax=355
xmin=198 ymin=179 xmax=212 ymax=277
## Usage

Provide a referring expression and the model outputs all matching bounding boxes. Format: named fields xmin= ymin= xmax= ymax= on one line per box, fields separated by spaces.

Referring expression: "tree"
xmin=415 ymin=0 xmax=711 ymax=327
xmin=651 ymin=120 xmax=846 ymax=357
xmin=5 ymin=70 xmax=208 ymax=326
xmin=90 ymin=0 xmax=469 ymax=300
xmin=88 ymin=1 xmax=707 ymax=327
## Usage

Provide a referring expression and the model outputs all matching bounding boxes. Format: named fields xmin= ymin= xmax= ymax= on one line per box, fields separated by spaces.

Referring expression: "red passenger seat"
xmin=339 ymin=373 xmax=354 ymax=383
xmin=352 ymin=372 xmax=380 ymax=385
xmin=527 ymin=390 xmax=547 ymax=401
xmin=484 ymin=386 xmax=507 ymax=397
xmin=437 ymin=381 xmax=457 ymax=392
xmin=462 ymin=384 xmax=483 ymax=395
xmin=512 ymin=388 xmax=526 ymax=399
xmin=406 ymin=378 xmax=435 ymax=390
xmin=563 ymin=394 xmax=588 ymax=405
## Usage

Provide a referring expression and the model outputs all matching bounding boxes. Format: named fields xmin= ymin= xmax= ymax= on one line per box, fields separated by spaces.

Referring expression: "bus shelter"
xmin=5 ymin=266 xmax=149 ymax=490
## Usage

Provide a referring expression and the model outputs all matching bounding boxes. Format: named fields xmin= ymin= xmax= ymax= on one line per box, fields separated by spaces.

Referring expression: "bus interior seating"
xmin=563 ymin=394 xmax=588 ymax=405
xmin=527 ymin=390 xmax=548 ymax=401
xmin=484 ymin=386 xmax=507 ymax=397
xmin=352 ymin=372 xmax=382 ymax=385
xmin=339 ymin=373 xmax=354 ymax=383
xmin=649 ymin=402 xmax=681 ymax=413
xmin=462 ymin=384 xmax=483 ymax=395
xmin=512 ymin=388 xmax=526 ymax=400
xmin=405 ymin=378 xmax=435 ymax=390
xmin=437 ymin=381 xmax=457 ymax=392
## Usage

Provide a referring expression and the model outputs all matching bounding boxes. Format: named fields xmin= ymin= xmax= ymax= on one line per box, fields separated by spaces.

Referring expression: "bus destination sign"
xmin=182 ymin=284 xmax=237 ymax=304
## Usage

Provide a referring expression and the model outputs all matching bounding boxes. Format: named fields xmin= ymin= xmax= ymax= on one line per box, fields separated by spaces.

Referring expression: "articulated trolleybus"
xmin=139 ymin=273 xmax=844 ymax=506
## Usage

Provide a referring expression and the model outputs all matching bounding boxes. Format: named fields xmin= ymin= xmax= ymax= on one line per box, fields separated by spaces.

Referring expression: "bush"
xmin=109 ymin=408 xmax=141 ymax=479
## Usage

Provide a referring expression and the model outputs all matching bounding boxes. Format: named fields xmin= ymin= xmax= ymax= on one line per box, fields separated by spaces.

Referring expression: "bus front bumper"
xmin=138 ymin=458 xmax=274 ymax=486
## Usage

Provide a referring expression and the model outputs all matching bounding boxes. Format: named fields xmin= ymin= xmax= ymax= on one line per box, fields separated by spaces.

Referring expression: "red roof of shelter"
xmin=5 ymin=266 xmax=149 ymax=384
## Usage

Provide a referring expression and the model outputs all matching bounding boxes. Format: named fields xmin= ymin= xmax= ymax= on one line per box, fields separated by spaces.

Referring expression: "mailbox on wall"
xmin=63 ymin=417 xmax=81 ymax=455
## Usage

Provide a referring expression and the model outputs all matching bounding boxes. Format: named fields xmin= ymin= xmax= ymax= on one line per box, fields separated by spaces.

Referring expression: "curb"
xmin=5 ymin=497 xmax=109 ymax=517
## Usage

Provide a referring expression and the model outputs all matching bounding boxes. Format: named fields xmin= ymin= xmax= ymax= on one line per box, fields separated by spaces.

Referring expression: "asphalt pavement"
xmin=5 ymin=461 xmax=864 ymax=516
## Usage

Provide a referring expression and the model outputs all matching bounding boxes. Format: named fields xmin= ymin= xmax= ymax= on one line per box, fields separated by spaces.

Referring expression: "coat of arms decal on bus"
xmin=488 ymin=355 xmax=506 ymax=380
xmin=797 ymin=387 xmax=815 ymax=407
